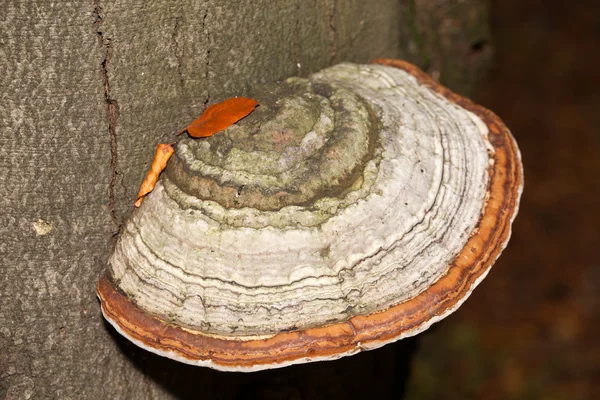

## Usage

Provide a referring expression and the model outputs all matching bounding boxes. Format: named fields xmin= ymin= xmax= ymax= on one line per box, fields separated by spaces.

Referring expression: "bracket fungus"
xmin=97 ymin=59 xmax=523 ymax=371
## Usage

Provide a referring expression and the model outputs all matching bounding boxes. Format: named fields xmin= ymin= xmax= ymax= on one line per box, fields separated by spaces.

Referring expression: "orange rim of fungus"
xmin=97 ymin=59 xmax=523 ymax=370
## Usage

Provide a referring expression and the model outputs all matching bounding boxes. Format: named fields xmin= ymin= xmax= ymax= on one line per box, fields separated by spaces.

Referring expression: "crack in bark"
xmin=172 ymin=15 xmax=185 ymax=90
xmin=294 ymin=0 xmax=302 ymax=75
xmin=202 ymin=2 xmax=211 ymax=107
xmin=328 ymin=0 xmax=338 ymax=65
xmin=93 ymin=1 xmax=121 ymax=234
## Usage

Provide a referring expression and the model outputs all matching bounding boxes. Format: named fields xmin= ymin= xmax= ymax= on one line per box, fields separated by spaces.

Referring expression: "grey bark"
xmin=0 ymin=1 xmax=490 ymax=398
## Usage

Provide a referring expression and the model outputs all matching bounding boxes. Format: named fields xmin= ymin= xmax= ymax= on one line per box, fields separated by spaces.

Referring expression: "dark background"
xmin=405 ymin=0 xmax=600 ymax=398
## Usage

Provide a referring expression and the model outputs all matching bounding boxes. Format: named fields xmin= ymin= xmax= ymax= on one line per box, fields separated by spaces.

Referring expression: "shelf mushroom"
xmin=97 ymin=59 xmax=523 ymax=371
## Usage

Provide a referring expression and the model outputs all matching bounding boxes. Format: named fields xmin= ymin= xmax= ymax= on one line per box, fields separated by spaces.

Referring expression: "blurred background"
xmin=405 ymin=0 xmax=600 ymax=398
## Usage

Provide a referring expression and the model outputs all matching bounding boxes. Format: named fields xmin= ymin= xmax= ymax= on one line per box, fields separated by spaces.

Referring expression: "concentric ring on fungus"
xmin=97 ymin=59 xmax=523 ymax=371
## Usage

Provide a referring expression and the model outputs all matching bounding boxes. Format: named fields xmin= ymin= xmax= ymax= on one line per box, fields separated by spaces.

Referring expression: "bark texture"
xmin=0 ymin=1 xmax=490 ymax=398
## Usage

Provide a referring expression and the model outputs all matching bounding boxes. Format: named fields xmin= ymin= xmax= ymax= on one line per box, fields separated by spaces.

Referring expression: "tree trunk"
xmin=0 ymin=1 xmax=491 ymax=398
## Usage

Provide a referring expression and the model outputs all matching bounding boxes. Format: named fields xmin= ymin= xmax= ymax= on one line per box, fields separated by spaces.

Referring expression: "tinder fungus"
xmin=97 ymin=59 xmax=523 ymax=371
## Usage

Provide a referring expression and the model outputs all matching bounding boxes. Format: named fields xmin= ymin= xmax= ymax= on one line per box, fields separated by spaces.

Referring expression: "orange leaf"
xmin=186 ymin=97 xmax=258 ymax=138
xmin=134 ymin=143 xmax=175 ymax=207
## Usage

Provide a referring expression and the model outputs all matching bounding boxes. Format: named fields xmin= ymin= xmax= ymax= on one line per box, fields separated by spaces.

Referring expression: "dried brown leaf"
xmin=186 ymin=97 xmax=258 ymax=138
xmin=134 ymin=143 xmax=175 ymax=207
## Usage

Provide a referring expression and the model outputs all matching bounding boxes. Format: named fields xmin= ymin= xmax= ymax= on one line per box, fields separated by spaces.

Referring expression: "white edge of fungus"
xmin=98 ymin=145 xmax=523 ymax=372
xmin=99 ymin=270 xmax=487 ymax=372
xmin=99 ymin=222 xmax=517 ymax=373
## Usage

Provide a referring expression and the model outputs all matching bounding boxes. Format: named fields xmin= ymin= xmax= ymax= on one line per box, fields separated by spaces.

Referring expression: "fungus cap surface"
xmin=97 ymin=59 xmax=523 ymax=371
